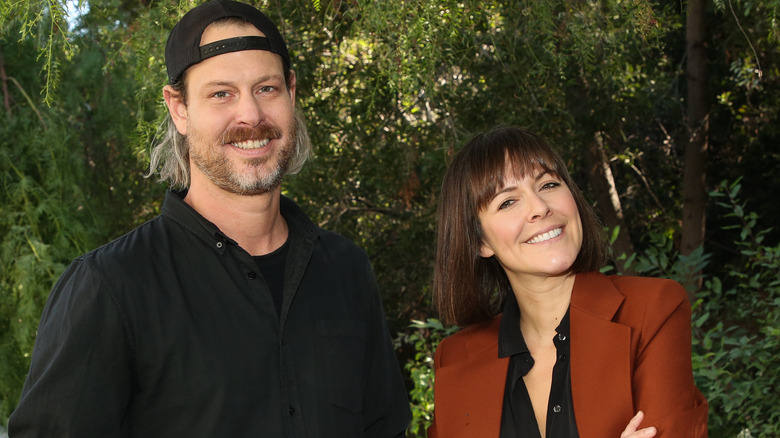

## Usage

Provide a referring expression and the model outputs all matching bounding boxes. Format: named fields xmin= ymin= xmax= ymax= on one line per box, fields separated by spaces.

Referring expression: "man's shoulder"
xmin=78 ymin=215 xmax=167 ymax=268
xmin=281 ymin=197 xmax=364 ymax=252
xmin=316 ymin=228 xmax=364 ymax=251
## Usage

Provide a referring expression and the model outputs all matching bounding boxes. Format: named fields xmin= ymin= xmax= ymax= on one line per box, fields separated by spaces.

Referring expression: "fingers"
xmin=620 ymin=411 xmax=657 ymax=438
xmin=624 ymin=411 xmax=645 ymax=434
xmin=625 ymin=427 xmax=657 ymax=437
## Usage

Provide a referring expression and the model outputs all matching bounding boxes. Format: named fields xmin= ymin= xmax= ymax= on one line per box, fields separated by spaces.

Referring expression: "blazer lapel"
xmin=570 ymin=272 xmax=635 ymax=438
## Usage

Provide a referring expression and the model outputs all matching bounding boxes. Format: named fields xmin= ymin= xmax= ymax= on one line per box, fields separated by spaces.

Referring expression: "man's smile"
xmin=231 ymin=139 xmax=271 ymax=149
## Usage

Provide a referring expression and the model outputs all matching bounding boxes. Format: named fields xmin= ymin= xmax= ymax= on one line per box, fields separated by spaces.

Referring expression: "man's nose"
xmin=234 ymin=93 xmax=263 ymax=127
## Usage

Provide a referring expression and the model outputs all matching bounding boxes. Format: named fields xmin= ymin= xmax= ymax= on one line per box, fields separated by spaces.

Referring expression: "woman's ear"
xmin=163 ymin=85 xmax=188 ymax=135
xmin=479 ymin=241 xmax=495 ymax=258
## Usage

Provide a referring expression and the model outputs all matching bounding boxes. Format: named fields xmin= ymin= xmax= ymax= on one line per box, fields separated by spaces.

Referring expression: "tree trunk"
xmin=681 ymin=0 xmax=709 ymax=302
xmin=586 ymin=131 xmax=635 ymax=274
xmin=0 ymin=47 xmax=10 ymax=117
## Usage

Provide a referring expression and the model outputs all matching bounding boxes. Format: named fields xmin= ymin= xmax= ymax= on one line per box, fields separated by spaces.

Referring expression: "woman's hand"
xmin=621 ymin=411 xmax=657 ymax=437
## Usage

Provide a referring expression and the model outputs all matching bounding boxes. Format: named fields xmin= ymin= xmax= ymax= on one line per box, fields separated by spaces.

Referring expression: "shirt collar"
xmin=498 ymin=292 xmax=528 ymax=358
xmin=160 ymin=190 xmax=319 ymax=251
xmin=497 ymin=291 xmax=572 ymax=358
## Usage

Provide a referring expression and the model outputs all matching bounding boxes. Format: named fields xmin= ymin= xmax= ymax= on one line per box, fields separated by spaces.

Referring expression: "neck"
xmin=184 ymin=175 xmax=288 ymax=256
xmin=510 ymin=273 xmax=575 ymax=345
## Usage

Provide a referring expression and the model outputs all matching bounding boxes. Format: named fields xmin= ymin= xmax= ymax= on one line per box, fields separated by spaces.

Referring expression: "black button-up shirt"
xmin=10 ymin=191 xmax=410 ymax=437
xmin=498 ymin=293 xmax=579 ymax=438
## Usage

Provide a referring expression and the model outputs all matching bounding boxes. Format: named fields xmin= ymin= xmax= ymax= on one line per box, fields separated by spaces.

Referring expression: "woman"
xmin=428 ymin=127 xmax=708 ymax=438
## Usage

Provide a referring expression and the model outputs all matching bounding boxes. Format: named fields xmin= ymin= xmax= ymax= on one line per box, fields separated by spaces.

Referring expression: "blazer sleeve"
xmin=426 ymin=335 xmax=448 ymax=438
xmin=426 ymin=317 xmax=506 ymax=438
xmin=629 ymin=278 xmax=708 ymax=437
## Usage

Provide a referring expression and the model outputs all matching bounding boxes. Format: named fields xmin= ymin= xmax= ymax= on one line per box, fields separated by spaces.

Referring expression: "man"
xmin=8 ymin=1 xmax=411 ymax=436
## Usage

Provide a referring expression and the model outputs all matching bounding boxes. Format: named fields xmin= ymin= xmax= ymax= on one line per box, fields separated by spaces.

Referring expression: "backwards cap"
xmin=165 ymin=0 xmax=290 ymax=84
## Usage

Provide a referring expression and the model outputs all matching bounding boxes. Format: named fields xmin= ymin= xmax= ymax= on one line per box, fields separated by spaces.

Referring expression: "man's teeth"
xmin=527 ymin=227 xmax=562 ymax=244
xmin=232 ymin=139 xmax=270 ymax=149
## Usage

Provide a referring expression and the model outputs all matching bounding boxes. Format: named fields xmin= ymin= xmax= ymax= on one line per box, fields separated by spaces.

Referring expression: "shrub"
xmin=399 ymin=319 xmax=458 ymax=437
xmin=624 ymin=179 xmax=780 ymax=437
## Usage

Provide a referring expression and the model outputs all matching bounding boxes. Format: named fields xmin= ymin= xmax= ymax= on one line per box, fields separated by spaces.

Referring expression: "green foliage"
xmin=0 ymin=26 xmax=83 ymax=420
xmin=619 ymin=179 xmax=780 ymax=437
xmin=397 ymin=319 xmax=458 ymax=437
xmin=690 ymin=180 xmax=780 ymax=437
xmin=0 ymin=0 xmax=74 ymax=104
xmin=0 ymin=90 xmax=95 ymax=422
xmin=0 ymin=10 xmax=160 ymax=422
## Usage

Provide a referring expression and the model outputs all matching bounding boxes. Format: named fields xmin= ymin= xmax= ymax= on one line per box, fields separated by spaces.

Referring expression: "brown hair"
xmin=433 ymin=126 xmax=608 ymax=327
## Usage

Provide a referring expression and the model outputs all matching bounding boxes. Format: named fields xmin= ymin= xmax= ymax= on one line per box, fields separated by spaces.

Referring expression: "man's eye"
xmin=258 ymin=86 xmax=275 ymax=93
xmin=212 ymin=91 xmax=230 ymax=98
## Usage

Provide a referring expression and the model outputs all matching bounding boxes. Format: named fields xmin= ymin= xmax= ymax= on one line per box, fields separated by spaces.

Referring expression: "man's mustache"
xmin=220 ymin=125 xmax=282 ymax=145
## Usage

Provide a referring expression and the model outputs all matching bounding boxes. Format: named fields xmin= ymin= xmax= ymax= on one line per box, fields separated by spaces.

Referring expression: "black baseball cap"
xmin=164 ymin=0 xmax=290 ymax=84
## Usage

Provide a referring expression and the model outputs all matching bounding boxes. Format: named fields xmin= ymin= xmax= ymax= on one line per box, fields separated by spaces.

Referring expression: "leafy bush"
xmin=398 ymin=319 xmax=458 ymax=437
xmin=620 ymin=179 xmax=779 ymax=437
xmin=692 ymin=180 xmax=780 ymax=437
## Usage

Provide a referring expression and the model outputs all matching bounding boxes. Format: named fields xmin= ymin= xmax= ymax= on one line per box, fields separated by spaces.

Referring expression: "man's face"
xmin=166 ymin=22 xmax=297 ymax=196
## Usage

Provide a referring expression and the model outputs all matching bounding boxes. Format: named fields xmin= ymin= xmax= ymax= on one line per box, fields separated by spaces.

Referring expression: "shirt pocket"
xmin=316 ymin=319 xmax=368 ymax=413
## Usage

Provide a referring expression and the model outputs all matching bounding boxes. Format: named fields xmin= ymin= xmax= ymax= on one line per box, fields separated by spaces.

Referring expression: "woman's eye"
xmin=541 ymin=181 xmax=561 ymax=190
xmin=498 ymin=199 xmax=515 ymax=210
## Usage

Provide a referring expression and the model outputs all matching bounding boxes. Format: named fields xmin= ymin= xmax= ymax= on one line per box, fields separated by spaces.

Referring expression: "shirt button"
xmin=558 ymin=353 xmax=567 ymax=361
xmin=289 ymin=405 xmax=296 ymax=415
xmin=557 ymin=333 xmax=567 ymax=341
xmin=215 ymin=241 xmax=223 ymax=249
xmin=248 ymin=272 xmax=257 ymax=280
xmin=553 ymin=405 xmax=562 ymax=413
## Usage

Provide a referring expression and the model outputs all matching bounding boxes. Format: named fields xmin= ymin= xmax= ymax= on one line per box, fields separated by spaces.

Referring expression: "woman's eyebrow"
xmin=493 ymin=185 xmax=517 ymax=198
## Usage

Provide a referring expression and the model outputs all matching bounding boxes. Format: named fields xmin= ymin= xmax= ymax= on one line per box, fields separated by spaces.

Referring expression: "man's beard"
xmin=187 ymin=121 xmax=295 ymax=196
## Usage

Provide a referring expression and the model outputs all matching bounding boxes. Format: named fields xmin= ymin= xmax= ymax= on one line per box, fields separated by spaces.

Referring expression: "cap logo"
xmin=199 ymin=36 xmax=275 ymax=60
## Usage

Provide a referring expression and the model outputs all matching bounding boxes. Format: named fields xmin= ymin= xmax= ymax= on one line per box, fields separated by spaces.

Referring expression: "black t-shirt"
xmin=253 ymin=238 xmax=289 ymax=316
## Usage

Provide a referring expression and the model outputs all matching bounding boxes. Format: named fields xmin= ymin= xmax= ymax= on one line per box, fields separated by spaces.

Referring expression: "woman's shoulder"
xmin=606 ymin=274 xmax=689 ymax=307
xmin=575 ymin=272 xmax=689 ymax=313
xmin=435 ymin=315 xmax=501 ymax=366
xmin=580 ymin=273 xmax=692 ymax=328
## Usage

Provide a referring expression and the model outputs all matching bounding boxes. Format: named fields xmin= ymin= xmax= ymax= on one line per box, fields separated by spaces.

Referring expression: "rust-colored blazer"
xmin=428 ymin=272 xmax=708 ymax=438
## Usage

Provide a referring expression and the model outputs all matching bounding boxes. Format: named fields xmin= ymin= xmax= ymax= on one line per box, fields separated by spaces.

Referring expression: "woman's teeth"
xmin=526 ymin=227 xmax=562 ymax=244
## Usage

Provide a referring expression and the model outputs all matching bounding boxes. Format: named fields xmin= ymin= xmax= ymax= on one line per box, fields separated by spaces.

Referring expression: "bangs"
xmin=468 ymin=130 xmax=564 ymax=212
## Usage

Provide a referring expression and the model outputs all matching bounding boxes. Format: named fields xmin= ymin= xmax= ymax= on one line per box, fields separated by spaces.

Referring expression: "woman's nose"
xmin=527 ymin=193 xmax=551 ymax=221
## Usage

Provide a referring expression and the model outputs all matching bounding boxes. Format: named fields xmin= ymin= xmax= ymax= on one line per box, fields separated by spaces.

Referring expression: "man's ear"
xmin=287 ymin=70 xmax=297 ymax=106
xmin=163 ymin=85 xmax=188 ymax=135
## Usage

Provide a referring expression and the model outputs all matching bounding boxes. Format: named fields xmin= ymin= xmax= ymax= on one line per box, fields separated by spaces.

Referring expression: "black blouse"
xmin=498 ymin=293 xmax=579 ymax=438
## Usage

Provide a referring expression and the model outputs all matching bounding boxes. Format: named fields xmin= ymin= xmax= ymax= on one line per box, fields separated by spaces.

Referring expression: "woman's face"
xmin=477 ymin=166 xmax=583 ymax=283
